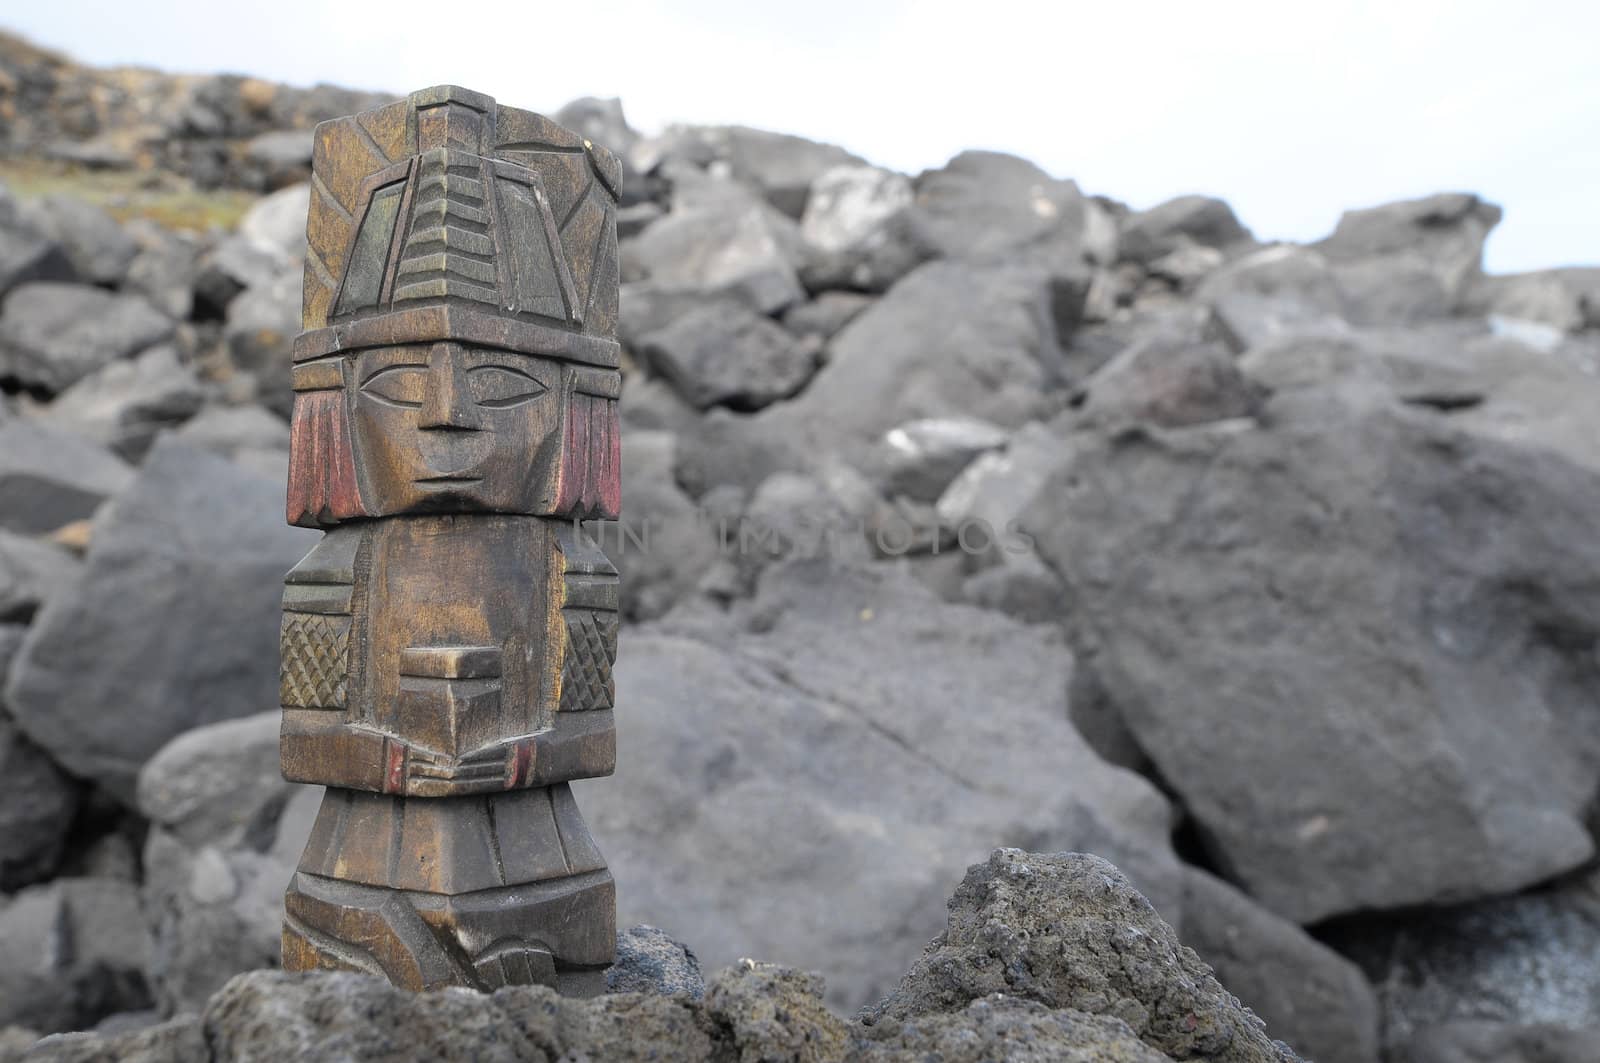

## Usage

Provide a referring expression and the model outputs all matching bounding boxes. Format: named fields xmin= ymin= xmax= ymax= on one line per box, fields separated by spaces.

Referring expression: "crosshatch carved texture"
xmin=559 ymin=609 xmax=618 ymax=712
xmin=280 ymin=86 xmax=620 ymax=998
xmin=279 ymin=612 xmax=351 ymax=710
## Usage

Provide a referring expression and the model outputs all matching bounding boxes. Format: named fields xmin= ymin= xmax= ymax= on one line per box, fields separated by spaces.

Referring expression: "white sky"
xmin=6 ymin=0 xmax=1596 ymax=274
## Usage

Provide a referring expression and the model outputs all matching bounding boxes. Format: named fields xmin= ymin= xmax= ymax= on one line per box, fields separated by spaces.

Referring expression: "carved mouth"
xmin=416 ymin=475 xmax=484 ymax=486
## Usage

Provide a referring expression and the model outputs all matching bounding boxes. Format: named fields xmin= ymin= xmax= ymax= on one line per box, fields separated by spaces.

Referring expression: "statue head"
xmin=286 ymin=86 xmax=621 ymax=526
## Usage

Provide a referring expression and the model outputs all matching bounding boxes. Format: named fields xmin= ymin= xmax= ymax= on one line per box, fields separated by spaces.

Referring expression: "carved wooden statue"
xmin=277 ymin=86 xmax=621 ymax=996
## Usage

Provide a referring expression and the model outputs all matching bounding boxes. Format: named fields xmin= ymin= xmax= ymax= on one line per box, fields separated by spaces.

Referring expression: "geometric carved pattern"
xmin=280 ymin=612 xmax=352 ymax=709
xmin=559 ymin=608 xmax=616 ymax=712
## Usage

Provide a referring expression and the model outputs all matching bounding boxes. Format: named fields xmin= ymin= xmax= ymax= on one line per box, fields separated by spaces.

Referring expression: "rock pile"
xmin=8 ymin=851 xmax=1303 ymax=1063
xmin=2 ymin=29 xmax=1598 ymax=1063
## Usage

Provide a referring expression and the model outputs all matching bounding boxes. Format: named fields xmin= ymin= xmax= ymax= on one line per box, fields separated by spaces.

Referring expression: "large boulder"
xmin=637 ymin=299 xmax=820 ymax=411
xmin=1314 ymin=192 xmax=1501 ymax=303
xmin=798 ymin=164 xmax=930 ymax=292
xmin=580 ymin=561 xmax=1181 ymax=1009
xmin=864 ymin=849 xmax=1298 ymax=1063
xmin=4 ymin=437 xmax=317 ymax=801
xmin=1119 ymin=195 xmax=1253 ymax=266
xmin=0 ymin=422 xmax=131 ymax=536
xmin=911 ymin=151 xmax=1097 ymax=267
xmin=623 ymin=194 xmax=805 ymax=315
xmin=0 ymin=187 xmax=74 ymax=298
xmin=18 ymin=195 xmax=138 ymax=286
xmin=0 ymin=283 xmax=173 ymax=393
xmin=1023 ymin=387 xmax=1600 ymax=923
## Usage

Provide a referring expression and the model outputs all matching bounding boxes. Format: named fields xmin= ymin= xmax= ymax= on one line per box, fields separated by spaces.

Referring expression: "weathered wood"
xmin=279 ymin=86 xmax=621 ymax=994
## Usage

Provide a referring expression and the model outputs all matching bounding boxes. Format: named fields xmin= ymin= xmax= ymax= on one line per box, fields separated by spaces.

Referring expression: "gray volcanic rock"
xmin=18 ymin=195 xmax=138 ymax=286
xmin=1199 ymin=245 xmax=1350 ymax=352
xmin=676 ymin=257 xmax=1085 ymax=495
xmin=136 ymin=711 xmax=322 ymax=1013
xmin=136 ymin=711 xmax=286 ymax=849
xmin=1023 ymin=389 xmax=1600 ymax=922
xmin=0 ymin=186 xmax=74 ymax=297
xmin=799 ymin=258 xmax=1082 ymax=443
xmin=0 ymin=422 xmax=131 ymax=535
xmin=1465 ymin=267 xmax=1600 ymax=333
xmin=1399 ymin=1021 xmax=1600 ymax=1063
xmin=607 ymin=925 xmax=705 ymax=999
xmin=19 ymin=1015 xmax=205 ymax=1063
xmin=0 ymin=529 xmax=79 ymax=623
xmin=912 ymin=150 xmax=1095 ymax=267
xmin=4 ymin=438 xmax=316 ymax=801
xmin=798 ymin=164 xmax=932 ymax=292
xmin=237 ymin=183 xmax=309 ymax=264
xmin=1120 ymin=194 xmax=1253 ymax=265
xmin=582 ymin=562 xmax=1181 ymax=1009
xmin=879 ymin=416 xmax=1009 ymax=502
xmin=122 ymin=219 xmax=203 ymax=320
xmin=610 ymin=431 xmax=719 ymax=620
xmin=1328 ymin=865 xmax=1600 ymax=1059
xmin=1077 ymin=335 xmax=1263 ymax=428
xmin=781 ymin=290 xmax=875 ymax=338
xmin=37 ymin=345 xmax=205 ymax=460
xmin=223 ymin=268 xmax=301 ymax=417
xmin=1179 ymin=868 xmax=1379 ymax=1063
xmin=1315 ymin=192 xmax=1501 ymax=301
xmin=641 ymin=124 xmax=864 ymax=218
xmin=864 ymin=849 xmax=1298 ymax=1063
xmin=638 ymin=299 xmax=819 ymax=410
xmin=0 ymin=283 xmax=174 ymax=393
xmin=623 ymin=196 xmax=805 ymax=314
xmin=0 ymin=876 xmax=152 ymax=1034
xmin=17 ymin=848 xmax=1322 ymax=1061
xmin=0 ymin=699 xmax=80 ymax=891
xmin=555 ymin=96 xmax=639 ymax=158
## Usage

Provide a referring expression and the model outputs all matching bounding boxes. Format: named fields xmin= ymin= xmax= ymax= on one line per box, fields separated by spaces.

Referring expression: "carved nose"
xmin=418 ymin=343 xmax=483 ymax=430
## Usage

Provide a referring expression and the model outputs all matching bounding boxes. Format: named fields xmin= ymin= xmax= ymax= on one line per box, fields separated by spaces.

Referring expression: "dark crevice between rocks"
xmin=54 ymin=786 xmax=148 ymax=882
xmin=1402 ymin=392 xmax=1485 ymax=412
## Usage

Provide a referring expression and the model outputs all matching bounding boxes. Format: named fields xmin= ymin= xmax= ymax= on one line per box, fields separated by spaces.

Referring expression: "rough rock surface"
xmin=5 ymin=438 xmax=316 ymax=800
xmin=864 ymin=849 xmax=1298 ymax=1063
xmin=607 ymin=925 xmax=706 ymax=1000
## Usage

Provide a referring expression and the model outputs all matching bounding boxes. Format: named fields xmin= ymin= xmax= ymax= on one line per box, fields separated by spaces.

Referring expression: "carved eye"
xmin=469 ymin=365 xmax=548 ymax=408
xmin=360 ymin=364 xmax=427 ymax=408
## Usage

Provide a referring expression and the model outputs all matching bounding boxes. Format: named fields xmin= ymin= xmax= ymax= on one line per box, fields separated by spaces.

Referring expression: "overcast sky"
xmin=7 ymin=1 xmax=1595 ymax=273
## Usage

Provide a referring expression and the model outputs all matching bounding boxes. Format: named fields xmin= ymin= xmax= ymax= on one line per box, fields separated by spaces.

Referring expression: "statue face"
xmin=351 ymin=342 xmax=562 ymax=514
